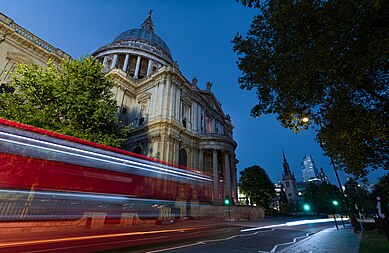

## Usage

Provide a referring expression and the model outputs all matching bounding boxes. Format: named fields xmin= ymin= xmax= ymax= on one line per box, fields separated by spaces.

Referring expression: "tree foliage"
xmin=372 ymin=172 xmax=389 ymax=205
xmin=344 ymin=178 xmax=374 ymax=215
xmin=233 ymin=0 xmax=389 ymax=178
xmin=0 ymin=57 xmax=131 ymax=147
xmin=239 ymin=165 xmax=275 ymax=208
xmin=303 ymin=182 xmax=343 ymax=214
xmin=280 ymin=202 xmax=302 ymax=215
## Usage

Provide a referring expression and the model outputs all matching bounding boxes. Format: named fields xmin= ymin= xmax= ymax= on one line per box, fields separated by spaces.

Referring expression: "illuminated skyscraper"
xmin=301 ymin=155 xmax=319 ymax=182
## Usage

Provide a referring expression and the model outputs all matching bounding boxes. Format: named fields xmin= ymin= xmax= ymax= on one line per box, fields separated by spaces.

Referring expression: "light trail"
xmin=22 ymin=236 xmax=167 ymax=253
xmin=0 ymin=131 xmax=212 ymax=182
xmin=241 ymin=218 xmax=348 ymax=232
xmin=0 ymin=226 xmax=207 ymax=249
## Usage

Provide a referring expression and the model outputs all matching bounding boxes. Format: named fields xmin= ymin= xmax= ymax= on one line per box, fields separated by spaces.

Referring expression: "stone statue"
xmin=206 ymin=81 xmax=213 ymax=91
xmin=192 ymin=77 xmax=198 ymax=86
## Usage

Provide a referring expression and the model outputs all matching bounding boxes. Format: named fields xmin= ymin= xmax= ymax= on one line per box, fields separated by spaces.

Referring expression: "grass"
xmin=359 ymin=230 xmax=389 ymax=253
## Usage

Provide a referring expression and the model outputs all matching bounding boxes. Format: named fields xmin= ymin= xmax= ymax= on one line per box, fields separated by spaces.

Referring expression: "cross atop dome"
xmin=141 ymin=10 xmax=155 ymax=33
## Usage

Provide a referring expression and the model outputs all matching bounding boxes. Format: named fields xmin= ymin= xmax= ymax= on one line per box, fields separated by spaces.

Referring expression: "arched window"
xmin=178 ymin=148 xmax=187 ymax=167
xmin=133 ymin=146 xmax=142 ymax=155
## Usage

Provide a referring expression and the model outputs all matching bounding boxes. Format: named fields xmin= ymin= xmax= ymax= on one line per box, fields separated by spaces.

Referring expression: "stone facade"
xmin=0 ymin=13 xmax=70 ymax=85
xmin=92 ymin=12 xmax=238 ymax=203
xmin=0 ymin=11 xmax=238 ymax=204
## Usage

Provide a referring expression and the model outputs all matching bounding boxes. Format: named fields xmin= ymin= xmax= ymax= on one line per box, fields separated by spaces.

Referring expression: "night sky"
xmin=2 ymin=0 xmax=386 ymax=185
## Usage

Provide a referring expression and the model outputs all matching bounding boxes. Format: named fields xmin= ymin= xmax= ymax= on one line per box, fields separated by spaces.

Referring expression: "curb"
xmin=277 ymin=227 xmax=337 ymax=253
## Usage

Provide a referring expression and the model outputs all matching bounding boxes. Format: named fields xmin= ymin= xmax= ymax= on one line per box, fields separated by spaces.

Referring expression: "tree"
xmin=239 ymin=165 xmax=275 ymax=209
xmin=372 ymin=173 xmax=389 ymax=205
xmin=233 ymin=0 xmax=389 ymax=178
xmin=280 ymin=202 xmax=301 ymax=215
xmin=344 ymin=178 xmax=374 ymax=216
xmin=303 ymin=182 xmax=343 ymax=214
xmin=0 ymin=57 xmax=131 ymax=147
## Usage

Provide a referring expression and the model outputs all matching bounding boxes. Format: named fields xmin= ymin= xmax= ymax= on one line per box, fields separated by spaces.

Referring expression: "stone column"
xmin=198 ymin=106 xmax=202 ymax=133
xmin=224 ymin=151 xmax=232 ymax=198
xmin=230 ymin=154 xmax=238 ymax=201
xmin=102 ymin=56 xmax=108 ymax=65
xmin=134 ymin=55 xmax=141 ymax=78
xmin=212 ymin=150 xmax=219 ymax=203
xmin=110 ymin=54 xmax=118 ymax=70
xmin=154 ymin=82 xmax=160 ymax=118
xmin=147 ymin=59 xmax=153 ymax=76
xmin=172 ymin=140 xmax=178 ymax=164
xmin=192 ymin=102 xmax=197 ymax=131
xmin=175 ymin=87 xmax=181 ymax=121
xmin=123 ymin=54 xmax=130 ymax=73
xmin=168 ymin=81 xmax=174 ymax=119
xmin=162 ymin=79 xmax=171 ymax=118
xmin=158 ymin=82 xmax=165 ymax=117
xmin=170 ymin=84 xmax=176 ymax=118
xmin=198 ymin=149 xmax=204 ymax=172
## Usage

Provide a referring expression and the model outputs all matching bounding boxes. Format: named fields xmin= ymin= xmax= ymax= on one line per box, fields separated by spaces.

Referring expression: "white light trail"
xmin=241 ymin=218 xmax=348 ymax=232
xmin=0 ymin=131 xmax=212 ymax=182
xmin=0 ymin=189 xmax=178 ymax=204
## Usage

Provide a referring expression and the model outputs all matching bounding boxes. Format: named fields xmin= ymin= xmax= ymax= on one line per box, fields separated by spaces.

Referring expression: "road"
xmin=0 ymin=218 xmax=346 ymax=253
xmin=128 ymin=219 xmax=343 ymax=253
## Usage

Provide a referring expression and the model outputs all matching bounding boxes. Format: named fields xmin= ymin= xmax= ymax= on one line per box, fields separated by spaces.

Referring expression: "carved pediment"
xmin=7 ymin=51 xmax=33 ymax=65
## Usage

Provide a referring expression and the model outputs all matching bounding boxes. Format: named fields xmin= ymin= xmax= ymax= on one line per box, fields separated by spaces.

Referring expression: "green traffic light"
xmin=303 ymin=204 xmax=310 ymax=211
xmin=224 ymin=198 xmax=230 ymax=206
xmin=332 ymin=200 xmax=339 ymax=206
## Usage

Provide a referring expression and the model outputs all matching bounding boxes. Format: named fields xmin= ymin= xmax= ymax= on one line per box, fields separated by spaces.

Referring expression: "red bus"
xmin=0 ymin=118 xmax=212 ymax=221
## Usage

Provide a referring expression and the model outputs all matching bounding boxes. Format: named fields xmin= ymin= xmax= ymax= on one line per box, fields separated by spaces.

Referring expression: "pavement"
xmin=277 ymin=225 xmax=361 ymax=253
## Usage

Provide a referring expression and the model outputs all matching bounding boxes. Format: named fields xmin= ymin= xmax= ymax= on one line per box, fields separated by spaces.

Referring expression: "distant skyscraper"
xmin=301 ymin=155 xmax=319 ymax=182
xmin=282 ymin=149 xmax=298 ymax=202
xmin=319 ymin=167 xmax=330 ymax=184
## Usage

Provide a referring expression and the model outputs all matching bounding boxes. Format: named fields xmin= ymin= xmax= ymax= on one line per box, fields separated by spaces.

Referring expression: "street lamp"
xmin=332 ymin=199 xmax=345 ymax=228
xmin=302 ymin=117 xmax=310 ymax=123
xmin=224 ymin=195 xmax=231 ymax=222
xmin=301 ymin=116 xmax=360 ymax=232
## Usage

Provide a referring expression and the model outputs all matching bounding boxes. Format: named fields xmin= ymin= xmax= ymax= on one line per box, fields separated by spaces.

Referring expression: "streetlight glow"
xmin=302 ymin=117 xmax=310 ymax=123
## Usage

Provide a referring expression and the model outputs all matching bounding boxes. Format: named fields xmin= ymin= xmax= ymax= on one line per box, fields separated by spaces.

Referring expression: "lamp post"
xmin=224 ymin=195 xmax=231 ymax=222
xmin=302 ymin=116 xmax=360 ymax=233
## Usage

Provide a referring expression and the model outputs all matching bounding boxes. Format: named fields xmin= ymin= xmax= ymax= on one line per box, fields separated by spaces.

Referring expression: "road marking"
xmin=269 ymin=232 xmax=318 ymax=252
xmin=22 ymin=236 xmax=167 ymax=253
xmin=146 ymin=228 xmax=275 ymax=253
xmin=146 ymin=242 xmax=206 ymax=253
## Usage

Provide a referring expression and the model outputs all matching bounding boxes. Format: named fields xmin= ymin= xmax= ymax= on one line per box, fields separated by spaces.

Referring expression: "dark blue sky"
xmin=2 ymin=0 xmax=385 ymax=185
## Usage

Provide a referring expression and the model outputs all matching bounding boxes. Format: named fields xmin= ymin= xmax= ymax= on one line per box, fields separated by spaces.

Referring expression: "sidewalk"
xmin=278 ymin=226 xmax=361 ymax=253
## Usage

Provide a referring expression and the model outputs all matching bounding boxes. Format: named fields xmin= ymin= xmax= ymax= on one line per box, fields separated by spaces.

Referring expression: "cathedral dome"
xmin=113 ymin=28 xmax=172 ymax=58
xmin=92 ymin=11 xmax=173 ymax=79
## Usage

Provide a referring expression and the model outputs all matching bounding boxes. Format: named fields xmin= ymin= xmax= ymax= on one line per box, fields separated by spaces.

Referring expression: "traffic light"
xmin=332 ymin=200 xmax=339 ymax=206
xmin=303 ymin=204 xmax=311 ymax=211
xmin=224 ymin=195 xmax=231 ymax=206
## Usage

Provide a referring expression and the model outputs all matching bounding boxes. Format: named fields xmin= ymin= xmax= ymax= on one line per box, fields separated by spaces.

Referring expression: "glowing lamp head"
xmin=224 ymin=195 xmax=231 ymax=206
xmin=302 ymin=117 xmax=310 ymax=123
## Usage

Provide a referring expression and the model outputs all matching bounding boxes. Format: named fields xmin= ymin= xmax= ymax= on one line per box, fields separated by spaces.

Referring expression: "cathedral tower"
xmin=282 ymin=149 xmax=298 ymax=202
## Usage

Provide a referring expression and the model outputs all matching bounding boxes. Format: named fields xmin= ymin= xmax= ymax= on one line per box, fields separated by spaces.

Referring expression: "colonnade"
xmin=197 ymin=148 xmax=236 ymax=203
xmin=102 ymin=53 xmax=155 ymax=79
